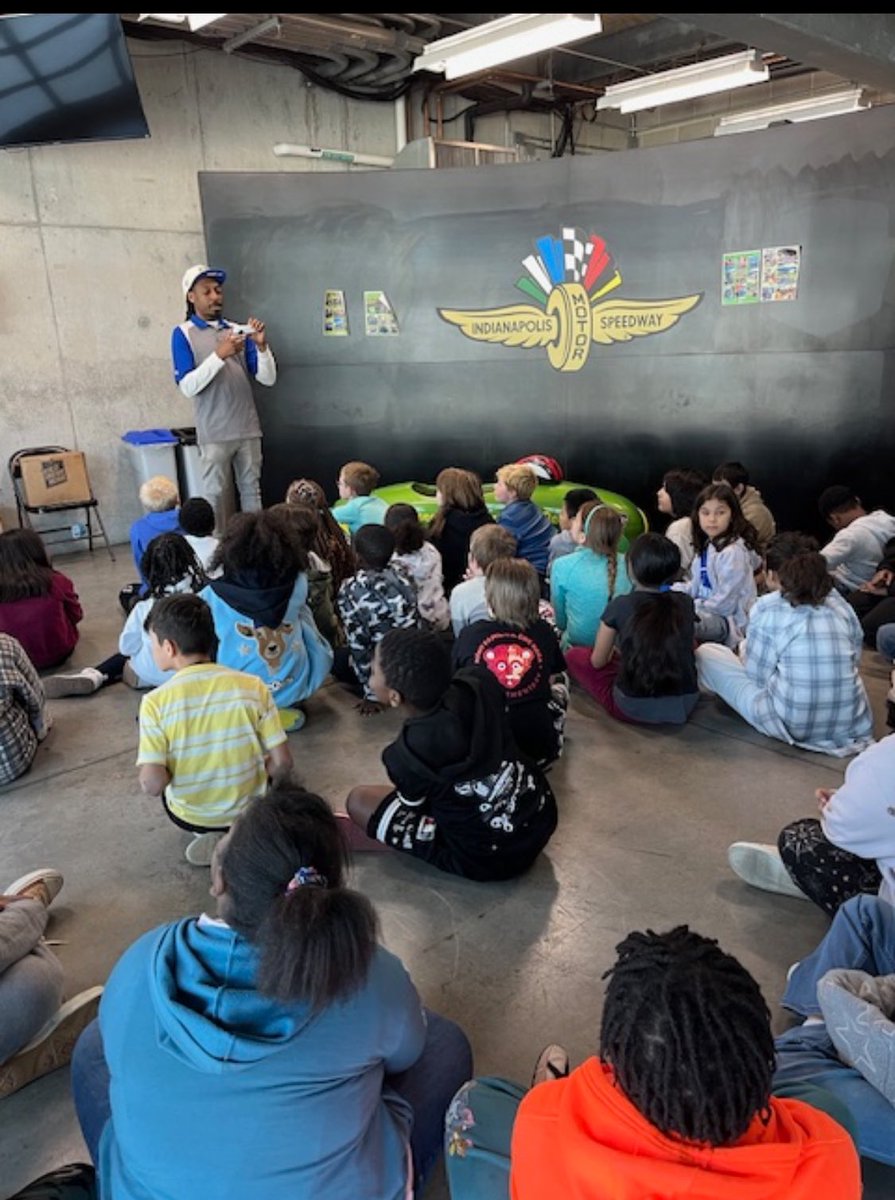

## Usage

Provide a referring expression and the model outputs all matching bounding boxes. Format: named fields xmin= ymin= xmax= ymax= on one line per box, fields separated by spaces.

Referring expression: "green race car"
xmin=372 ymin=480 xmax=648 ymax=539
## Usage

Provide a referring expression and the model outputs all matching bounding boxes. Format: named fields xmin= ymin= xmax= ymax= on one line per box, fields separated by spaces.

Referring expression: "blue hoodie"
xmin=497 ymin=499 xmax=553 ymax=575
xmin=98 ymin=917 xmax=426 ymax=1200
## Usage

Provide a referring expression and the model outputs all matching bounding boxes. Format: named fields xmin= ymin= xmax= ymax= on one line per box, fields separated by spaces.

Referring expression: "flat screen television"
xmin=0 ymin=13 xmax=150 ymax=149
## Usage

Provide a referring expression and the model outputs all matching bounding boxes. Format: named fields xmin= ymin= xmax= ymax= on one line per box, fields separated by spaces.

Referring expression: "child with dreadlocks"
xmin=444 ymin=925 xmax=861 ymax=1200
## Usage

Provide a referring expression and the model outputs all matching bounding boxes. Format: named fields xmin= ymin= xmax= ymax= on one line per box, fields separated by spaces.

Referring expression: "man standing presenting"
xmin=171 ymin=265 xmax=276 ymax=526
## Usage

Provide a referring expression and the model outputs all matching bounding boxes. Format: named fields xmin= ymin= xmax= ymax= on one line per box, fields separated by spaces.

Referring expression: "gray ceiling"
xmin=123 ymin=13 xmax=895 ymax=104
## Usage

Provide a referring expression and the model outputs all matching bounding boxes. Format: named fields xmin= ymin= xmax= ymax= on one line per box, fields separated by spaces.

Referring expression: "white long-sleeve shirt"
xmin=822 ymin=735 xmax=895 ymax=905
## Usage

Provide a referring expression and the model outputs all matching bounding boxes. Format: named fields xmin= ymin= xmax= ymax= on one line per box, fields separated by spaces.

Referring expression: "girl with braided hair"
xmin=71 ymin=781 xmax=472 ymax=1200
xmin=44 ymin=533 xmax=207 ymax=696
xmin=549 ymin=501 xmax=630 ymax=649
xmin=445 ymin=925 xmax=860 ymax=1200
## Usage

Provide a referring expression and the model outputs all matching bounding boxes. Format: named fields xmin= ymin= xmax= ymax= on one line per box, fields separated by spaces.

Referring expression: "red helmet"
xmin=517 ymin=454 xmax=563 ymax=483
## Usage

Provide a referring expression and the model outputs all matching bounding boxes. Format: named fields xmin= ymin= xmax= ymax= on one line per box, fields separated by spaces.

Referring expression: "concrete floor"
xmin=2 ymin=547 xmax=894 ymax=1198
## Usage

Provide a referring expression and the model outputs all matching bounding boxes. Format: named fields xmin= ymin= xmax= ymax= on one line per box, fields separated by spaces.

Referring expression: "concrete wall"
xmin=0 ymin=39 xmax=397 ymax=543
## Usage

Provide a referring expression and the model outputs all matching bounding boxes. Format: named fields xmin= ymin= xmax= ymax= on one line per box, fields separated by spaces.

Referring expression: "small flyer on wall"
xmin=323 ymin=289 xmax=348 ymax=336
xmin=761 ymin=245 xmax=800 ymax=302
xmin=721 ymin=250 xmax=761 ymax=305
xmin=364 ymin=290 xmax=399 ymax=336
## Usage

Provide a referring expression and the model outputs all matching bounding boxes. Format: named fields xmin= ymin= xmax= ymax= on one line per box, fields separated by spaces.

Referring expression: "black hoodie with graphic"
xmin=381 ymin=666 xmax=557 ymax=880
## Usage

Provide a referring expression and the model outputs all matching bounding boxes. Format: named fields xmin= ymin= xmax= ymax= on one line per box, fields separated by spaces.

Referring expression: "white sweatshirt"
xmin=822 ymin=734 xmax=895 ymax=905
xmin=821 ymin=510 xmax=895 ymax=591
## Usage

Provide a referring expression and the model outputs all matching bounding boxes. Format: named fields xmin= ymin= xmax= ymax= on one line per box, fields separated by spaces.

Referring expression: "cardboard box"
xmin=19 ymin=451 xmax=93 ymax=508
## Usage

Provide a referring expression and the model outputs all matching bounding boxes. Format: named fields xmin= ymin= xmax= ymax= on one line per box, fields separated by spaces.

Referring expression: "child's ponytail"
xmin=621 ymin=595 xmax=689 ymax=696
xmin=221 ymin=784 xmax=379 ymax=1012
xmin=385 ymin=503 xmax=425 ymax=556
xmin=581 ymin=503 xmax=624 ymax=599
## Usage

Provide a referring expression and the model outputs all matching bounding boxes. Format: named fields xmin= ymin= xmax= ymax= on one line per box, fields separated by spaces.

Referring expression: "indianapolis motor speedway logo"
xmin=438 ymin=228 xmax=702 ymax=372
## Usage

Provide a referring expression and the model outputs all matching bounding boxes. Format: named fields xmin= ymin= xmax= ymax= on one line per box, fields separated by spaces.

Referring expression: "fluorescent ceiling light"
xmin=413 ymin=13 xmax=602 ymax=81
xmin=139 ymin=14 xmax=226 ymax=33
xmin=597 ymin=50 xmax=769 ymax=114
xmin=715 ymin=86 xmax=869 ymax=134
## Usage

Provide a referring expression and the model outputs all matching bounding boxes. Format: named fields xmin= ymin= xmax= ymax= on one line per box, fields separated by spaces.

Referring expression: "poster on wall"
xmin=323 ymin=288 xmax=348 ymax=336
xmin=761 ymin=245 xmax=801 ymax=302
xmin=721 ymin=250 xmax=761 ymax=305
xmin=364 ymin=290 xmax=399 ymax=335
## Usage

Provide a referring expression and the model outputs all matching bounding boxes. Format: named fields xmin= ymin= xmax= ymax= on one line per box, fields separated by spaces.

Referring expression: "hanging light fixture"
xmin=597 ymin=50 xmax=769 ymax=114
xmin=715 ymin=86 xmax=869 ymax=135
xmin=413 ymin=14 xmax=602 ymax=81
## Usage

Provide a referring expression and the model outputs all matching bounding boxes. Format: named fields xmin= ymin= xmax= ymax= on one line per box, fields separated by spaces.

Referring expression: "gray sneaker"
xmin=185 ymin=831 xmax=224 ymax=867
xmin=728 ymin=842 xmax=808 ymax=899
xmin=43 ymin=667 xmax=105 ymax=698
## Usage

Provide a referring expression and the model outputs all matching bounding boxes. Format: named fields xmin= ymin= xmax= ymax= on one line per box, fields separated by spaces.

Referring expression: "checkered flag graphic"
xmin=562 ymin=227 xmax=588 ymax=282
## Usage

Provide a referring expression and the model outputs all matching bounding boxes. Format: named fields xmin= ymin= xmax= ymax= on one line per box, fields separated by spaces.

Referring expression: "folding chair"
xmin=8 ymin=446 xmax=115 ymax=561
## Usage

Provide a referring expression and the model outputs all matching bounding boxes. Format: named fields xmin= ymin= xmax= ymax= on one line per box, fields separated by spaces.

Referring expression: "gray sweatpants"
xmin=0 ymin=899 xmax=64 ymax=1063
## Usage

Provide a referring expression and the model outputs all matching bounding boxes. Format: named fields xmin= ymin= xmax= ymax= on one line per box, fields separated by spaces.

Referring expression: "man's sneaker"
xmin=531 ymin=1043 xmax=570 ymax=1087
xmin=728 ymin=842 xmax=808 ymax=899
xmin=43 ymin=667 xmax=105 ymax=698
xmin=4 ymin=868 xmax=63 ymax=907
xmin=185 ymin=831 xmax=224 ymax=866
xmin=0 ymin=987 xmax=103 ymax=1098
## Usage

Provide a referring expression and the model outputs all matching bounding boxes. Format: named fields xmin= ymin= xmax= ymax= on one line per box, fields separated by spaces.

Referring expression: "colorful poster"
xmin=323 ymin=288 xmax=348 ymax=336
xmin=364 ymin=290 xmax=399 ymax=336
xmin=721 ymin=250 xmax=761 ymax=306
xmin=761 ymin=245 xmax=800 ymax=302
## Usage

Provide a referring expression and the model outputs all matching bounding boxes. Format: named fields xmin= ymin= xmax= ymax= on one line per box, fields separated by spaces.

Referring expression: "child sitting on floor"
xmin=656 ymin=467 xmax=707 ymax=576
xmin=344 ymin=628 xmax=557 ymax=880
xmin=679 ymin=482 xmax=761 ymax=645
xmin=452 ymin=558 xmax=567 ymax=767
xmin=0 ymin=529 xmax=82 ymax=671
xmin=270 ymin=503 xmax=342 ymax=649
xmin=285 ymin=477 xmax=356 ymax=593
xmin=550 ymin=502 xmax=630 ymax=650
xmin=137 ymin=593 xmax=293 ymax=865
xmin=129 ymin=476 xmax=182 ymax=585
xmin=450 ymin=525 xmax=517 ymax=637
xmin=565 ymin=533 xmax=699 ymax=726
xmin=697 ymin=532 xmax=873 ymax=757
xmin=178 ymin=496 xmax=219 ymax=573
xmin=335 ymin=525 xmax=420 ymax=715
xmin=45 ymin=533 xmax=207 ymax=697
xmin=494 ymin=463 xmax=553 ymax=579
xmin=547 ymin=487 xmax=597 ymax=573
xmin=428 ymin=468 xmax=494 ymax=594
xmin=385 ymin=503 xmax=450 ymax=632
xmin=332 ymin=461 xmax=387 ymax=536
xmin=0 ymin=633 xmax=51 ymax=786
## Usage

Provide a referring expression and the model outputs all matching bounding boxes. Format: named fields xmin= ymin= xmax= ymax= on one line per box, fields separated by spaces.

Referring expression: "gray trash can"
xmin=171 ymin=427 xmax=236 ymax=531
xmin=121 ymin=430 xmax=178 ymax=492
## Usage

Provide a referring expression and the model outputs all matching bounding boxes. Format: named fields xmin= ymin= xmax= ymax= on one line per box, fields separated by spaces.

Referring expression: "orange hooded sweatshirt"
xmin=510 ymin=1059 xmax=860 ymax=1200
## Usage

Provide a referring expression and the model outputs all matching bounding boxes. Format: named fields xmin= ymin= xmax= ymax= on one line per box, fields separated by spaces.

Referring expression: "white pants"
xmin=695 ymin=643 xmax=789 ymax=741
xmin=199 ymin=437 xmax=262 ymax=531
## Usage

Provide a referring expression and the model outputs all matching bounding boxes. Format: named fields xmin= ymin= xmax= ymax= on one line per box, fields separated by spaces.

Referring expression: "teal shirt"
xmin=332 ymin=494 xmax=388 ymax=536
xmin=550 ymin=548 xmax=631 ymax=648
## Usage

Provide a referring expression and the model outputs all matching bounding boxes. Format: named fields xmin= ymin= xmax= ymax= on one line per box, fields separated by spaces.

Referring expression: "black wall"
xmin=200 ymin=106 xmax=895 ymax=538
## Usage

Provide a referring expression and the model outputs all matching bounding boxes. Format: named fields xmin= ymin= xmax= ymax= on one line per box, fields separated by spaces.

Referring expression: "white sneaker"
xmin=43 ymin=667 xmax=105 ymax=698
xmin=4 ymin=868 xmax=63 ymax=906
xmin=185 ymin=831 xmax=224 ymax=866
xmin=728 ymin=842 xmax=808 ymax=899
xmin=0 ymin=986 xmax=103 ymax=1098
xmin=531 ymin=1043 xmax=570 ymax=1087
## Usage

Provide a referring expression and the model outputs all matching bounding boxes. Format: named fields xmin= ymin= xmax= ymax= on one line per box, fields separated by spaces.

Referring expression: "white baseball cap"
xmin=182 ymin=264 xmax=227 ymax=296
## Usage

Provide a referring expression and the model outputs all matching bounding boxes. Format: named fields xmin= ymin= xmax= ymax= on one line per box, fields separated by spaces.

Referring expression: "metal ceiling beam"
xmin=666 ymin=14 xmax=895 ymax=92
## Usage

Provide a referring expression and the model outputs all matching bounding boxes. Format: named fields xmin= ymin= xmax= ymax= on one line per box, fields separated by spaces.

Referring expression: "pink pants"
xmin=565 ymin=648 xmax=639 ymax=724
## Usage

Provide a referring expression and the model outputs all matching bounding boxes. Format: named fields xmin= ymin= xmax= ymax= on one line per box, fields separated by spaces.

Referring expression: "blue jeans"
xmin=877 ymin=623 xmax=895 ymax=660
xmin=72 ymin=1007 xmax=472 ymax=1196
xmin=775 ymin=894 xmax=895 ymax=1165
xmin=783 ymin=894 xmax=895 ymax=1017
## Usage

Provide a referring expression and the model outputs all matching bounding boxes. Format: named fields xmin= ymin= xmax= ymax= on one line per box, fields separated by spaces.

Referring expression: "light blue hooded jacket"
xmin=97 ymin=917 xmax=426 ymax=1199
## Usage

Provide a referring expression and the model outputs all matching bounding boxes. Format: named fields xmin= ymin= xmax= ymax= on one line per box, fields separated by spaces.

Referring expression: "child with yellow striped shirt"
xmin=137 ymin=593 xmax=293 ymax=865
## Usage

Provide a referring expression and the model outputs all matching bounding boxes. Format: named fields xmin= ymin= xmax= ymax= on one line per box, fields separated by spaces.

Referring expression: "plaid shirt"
xmin=745 ymin=589 xmax=873 ymax=755
xmin=0 ymin=633 xmax=48 ymax=786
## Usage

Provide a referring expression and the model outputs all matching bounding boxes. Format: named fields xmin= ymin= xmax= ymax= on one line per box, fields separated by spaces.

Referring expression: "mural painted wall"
xmin=201 ymin=105 xmax=895 ymax=533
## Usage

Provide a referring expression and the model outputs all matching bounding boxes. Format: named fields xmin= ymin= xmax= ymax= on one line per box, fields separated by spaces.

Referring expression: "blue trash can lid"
xmin=121 ymin=429 xmax=179 ymax=445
